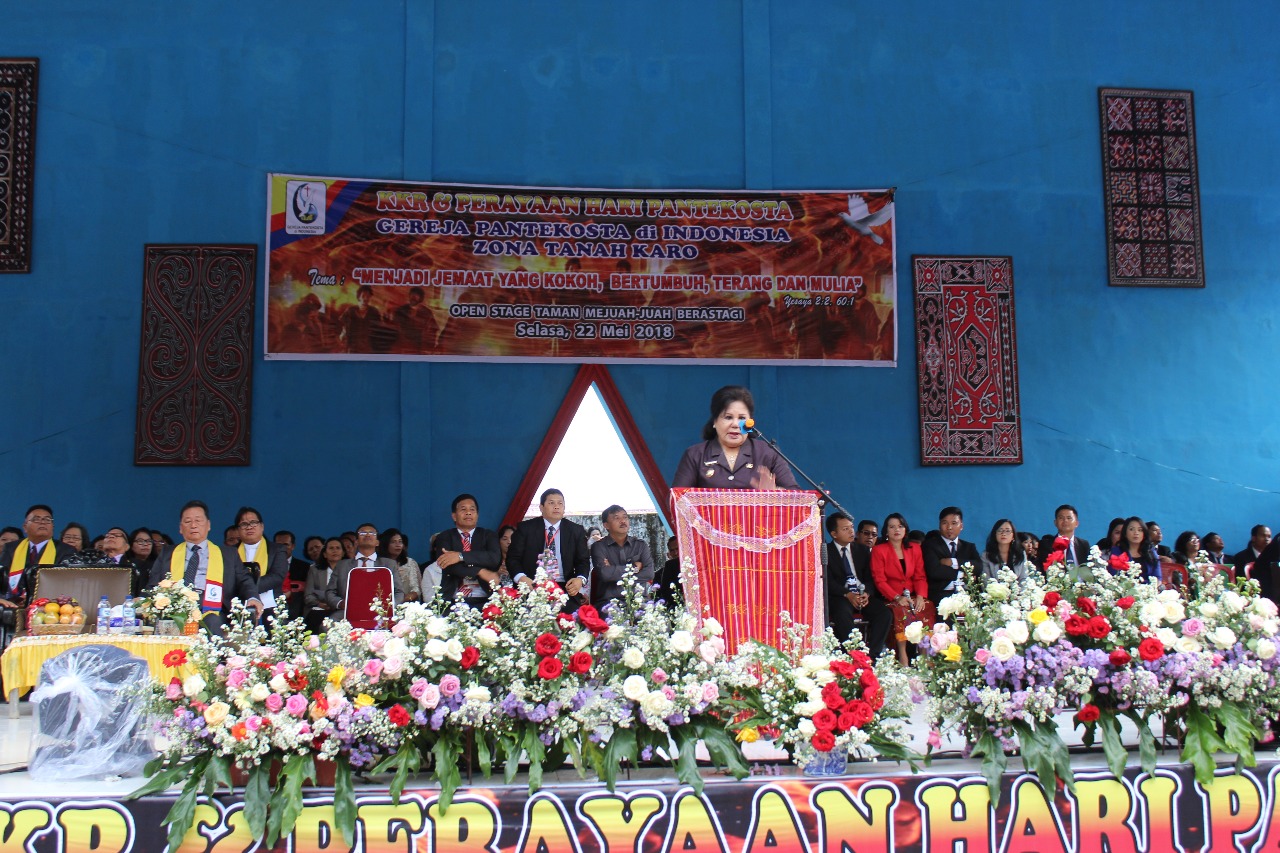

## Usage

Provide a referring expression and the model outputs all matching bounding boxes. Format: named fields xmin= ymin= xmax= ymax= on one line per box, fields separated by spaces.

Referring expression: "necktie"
xmin=949 ymin=541 xmax=958 ymax=561
xmin=185 ymin=544 xmax=200 ymax=585
xmin=545 ymin=526 xmax=557 ymax=549
xmin=28 ymin=544 xmax=38 ymax=564
xmin=841 ymin=546 xmax=854 ymax=580
xmin=360 ymin=557 xmax=370 ymax=567
xmin=461 ymin=531 xmax=472 ymax=552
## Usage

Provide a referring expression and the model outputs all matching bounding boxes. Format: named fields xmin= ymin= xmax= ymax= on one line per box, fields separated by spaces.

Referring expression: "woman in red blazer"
xmin=870 ymin=513 xmax=930 ymax=664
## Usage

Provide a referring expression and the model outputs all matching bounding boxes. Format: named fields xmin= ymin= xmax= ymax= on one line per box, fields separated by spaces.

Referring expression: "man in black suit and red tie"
xmin=507 ymin=488 xmax=590 ymax=609
xmin=825 ymin=512 xmax=889 ymax=659
xmin=0 ymin=504 xmax=76 ymax=609
xmin=921 ymin=506 xmax=982 ymax=608
xmin=1037 ymin=504 xmax=1093 ymax=572
xmin=430 ymin=494 xmax=502 ymax=606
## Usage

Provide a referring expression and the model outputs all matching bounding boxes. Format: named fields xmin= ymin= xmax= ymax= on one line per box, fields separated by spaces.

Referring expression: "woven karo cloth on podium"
xmin=0 ymin=59 xmax=38 ymax=273
xmin=1099 ymin=87 xmax=1203 ymax=288
xmin=913 ymin=256 xmax=1022 ymax=465
xmin=135 ymin=245 xmax=256 ymax=465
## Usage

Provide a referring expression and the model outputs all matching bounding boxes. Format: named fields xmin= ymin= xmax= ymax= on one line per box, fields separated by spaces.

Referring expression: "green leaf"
xmin=1099 ymin=714 xmax=1128 ymax=779
xmin=476 ymin=735 xmax=492 ymax=777
xmin=971 ymin=731 xmax=1008 ymax=806
xmin=434 ymin=738 xmax=462 ymax=813
xmin=671 ymin=729 xmax=702 ymax=794
xmin=274 ymin=754 xmax=311 ymax=843
xmin=1218 ymin=703 xmax=1260 ymax=765
xmin=206 ymin=755 xmax=232 ymax=794
xmin=502 ymin=735 xmax=522 ymax=784
xmin=1137 ymin=719 xmax=1158 ymax=773
xmin=127 ymin=758 xmax=200 ymax=800
xmin=601 ymin=728 xmax=639 ymax=790
xmin=333 ymin=760 xmax=357 ymax=849
xmin=698 ymin=723 xmax=750 ymax=781
xmin=243 ymin=764 xmax=270 ymax=841
xmin=1181 ymin=707 xmax=1229 ymax=785
xmin=524 ymin=729 xmax=547 ymax=792
xmin=164 ymin=772 xmax=203 ymax=853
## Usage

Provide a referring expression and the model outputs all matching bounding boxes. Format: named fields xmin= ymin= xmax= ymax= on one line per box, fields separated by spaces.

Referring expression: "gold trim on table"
xmin=1 ymin=633 xmax=199 ymax=696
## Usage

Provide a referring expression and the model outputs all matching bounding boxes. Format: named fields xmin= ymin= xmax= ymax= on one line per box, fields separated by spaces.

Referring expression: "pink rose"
xmin=226 ymin=669 xmax=248 ymax=690
xmin=363 ymin=659 xmax=384 ymax=681
xmin=701 ymin=682 xmax=719 ymax=703
xmin=661 ymin=686 xmax=676 ymax=701
xmin=439 ymin=674 xmax=461 ymax=697
xmin=265 ymin=693 xmax=284 ymax=713
xmin=409 ymin=678 xmax=429 ymax=700
xmin=298 ymin=723 xmax=311 ymax=738
xmin=165 ymin=678 xmax=182 ymax=701
xmin=215 ymin=665 xmax=226 ymax=678
xmin=382 ymin=657 xmax=405 ymax=679
xmin=651 ymin=668 xmax=668 ymax=684
xmin=974 ymin=648 xmax=990 ymax=664
xmin=285 ymin=694 xmax=308 ymax=717
xmin=1182 ymin=618 xmax=1204 ymax=637
xmin=927 ymin=730 xmax=942 ymax=749
xmin=418 ymin=683 xmax=441 ymax=709
xmin=366 ymin=631 xmax=388 ymax=653
xmin=307 ymin=636 xmax=321 ymax=650
xmin=392 ymin=620 xmax=412 ymax=637
xmin=228 ymin=656 xmax=248 ymax=669
xmin=272 ymin=662 xmax=289 ymax=676
xmin=245 ymin=716 xmax=262 ymax=732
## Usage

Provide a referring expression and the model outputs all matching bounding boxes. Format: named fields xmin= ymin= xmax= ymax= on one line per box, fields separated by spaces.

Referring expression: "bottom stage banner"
xmin=13 ymin=761 xmax=1280 ymax=852
xmin=671 ymin=488 xmax=824 ymax=652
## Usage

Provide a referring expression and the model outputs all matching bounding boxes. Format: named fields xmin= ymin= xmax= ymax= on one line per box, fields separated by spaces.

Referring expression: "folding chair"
xmin=344 ymin=567 xmax=397 ymax=629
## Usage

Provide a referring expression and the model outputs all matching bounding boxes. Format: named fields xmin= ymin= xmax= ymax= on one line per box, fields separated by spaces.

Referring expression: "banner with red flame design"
xmin=265 ymin=175 xmax=896 ymax=363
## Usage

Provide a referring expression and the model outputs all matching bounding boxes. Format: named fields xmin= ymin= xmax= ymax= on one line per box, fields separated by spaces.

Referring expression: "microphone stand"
xmin=747 ymin=424 xmax=852 ymax=519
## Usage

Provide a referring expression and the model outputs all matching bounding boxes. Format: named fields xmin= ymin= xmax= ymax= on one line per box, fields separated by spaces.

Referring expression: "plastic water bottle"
xmin=122 ymin=596 xmax=135 ymax=635
xmin=96 ymin=596 xmax=111 ymax=635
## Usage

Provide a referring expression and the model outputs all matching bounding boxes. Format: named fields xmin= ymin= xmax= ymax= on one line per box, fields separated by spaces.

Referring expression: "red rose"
xmin=1109 ymin=648 xmax=1132 ymax=666
xmin=500 ymin=587 xmax=520 ymax=599
xmin=844 ymin=699 xmax=874 ymax=728
xmin=556 ymin=614 xmax=577 ymax=631
xmin=1054 ymin=536 xmax=1071 ymax=548
xmin=848 ymin=650 xmax=873 ymax=670
xmin=835 ymin=710 xmax=858 ymax=732
xmin=810 ymin=730 xmax=836 ymax=752
xmin=568 ymin=651 xmax=593 ymax=674
xmin=1117 ymin=596 xmax=1136 ymax=610
xmin=482 ymin=604 xmax=504 ymax=620
xmin=580 ymin=614 xmax=609 ymax=635
xmin=539 ymin=579 xmax=563 ymax=597
xmin=537 ymin=656 xmax=564 ymax=680
xmin=286 ymin=669 xmax=309 ymax=692
xmin=1064 ymin=614 xmax=1090 ymax=636
xmin=828 ymin=660 xmax=857 ymax=679
xmin=1138 ymin=638 xmax=1165 ymax=661
xmin=821 ymin=680 xmax=844 ymax=700
xmin=575 ymin=604 xmax=600 ymax=622
xmin=812 ymin=708 xmax=838 ymax=731
xmin=860 ymin=669 xmax=880 ymax=691
xmin=460 ymin=646 xmax=480 ymax=670
xmin=534 ymin=632 xmax=563 ymax=657
xmin=1045 ymin=550 xmax=1066 ymax=566
xmin=1086 ymin=615 xmax=1111 ymax=639
xmin=1076 ymin=704 xmax=1101 ymax=724
xmin=823 ymin=692 xmax=846 ymax=712
xmin=387 ymin=704 xmax=411 ymax=727
xmin=1076 ymin=597 xmax=1098 ymax=616
xmin=863 ymin=687 xmax=884 ymax=711
xmin=1042 ymin=591 xmax=1062 ymax=608
xmin=1108 ymin=552 xmax=1132 ymax=572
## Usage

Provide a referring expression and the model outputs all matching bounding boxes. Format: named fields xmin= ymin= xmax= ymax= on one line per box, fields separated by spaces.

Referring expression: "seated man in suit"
xmin=825 ymin=511 xmax=889 ymax=658
xmin=328 ymin=522 xmax=401 ymax=613
xmin=921 ymin=506 xmax=982 ymax=608
xmin=233 ymin=507 xmax=290 ymax=627
xmin=507 ymin=488 xmax=590 ymax=608
xmin=1232 ymin=525 xmax=1272 ymax=575
xmin=588 ymin=505 xmax=654 ymax=610
xmin=430 ymin=494 xmax=502 ymax=606
xmin=1038 ymin=504 xmax=1093 ymax=571
xmin=148 ymin=500 xmax=263 ymax=634
xmin=0 ymin=504 xmax=77 ymax=610
xmin=274 ymin=529 xmax=315 ymax=620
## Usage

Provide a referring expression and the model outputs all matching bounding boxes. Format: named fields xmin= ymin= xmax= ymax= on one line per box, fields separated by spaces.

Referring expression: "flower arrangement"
xmin=912 ymin=549 xmax=1280 ymax=802
xmin=134 ymin=579 xmax=202 ymax=627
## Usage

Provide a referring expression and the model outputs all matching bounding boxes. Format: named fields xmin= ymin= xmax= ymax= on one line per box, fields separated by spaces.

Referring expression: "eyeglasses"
xmin=103 ymin=531 xmax=125 ymax=539
xmin=26 ymin=515 xmax=53 ymax=524
xmin=357 ymin=530 xmax=379 ymax=537
xmin=238 ymin=520 xmax=263 ymax=529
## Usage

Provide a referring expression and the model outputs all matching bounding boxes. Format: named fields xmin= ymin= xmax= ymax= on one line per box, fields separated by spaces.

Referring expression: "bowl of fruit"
xmin=27 ymin=597 xmax=86 ymax=635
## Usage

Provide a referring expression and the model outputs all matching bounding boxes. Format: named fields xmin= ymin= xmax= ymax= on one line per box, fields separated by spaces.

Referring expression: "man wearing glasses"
xmin=326 ymin=523 xmax=402 ymax=613
xmin=234 ymin=507 xmax=290 ymax=627
xmin=0 ymin=505 xmax=76 ymax=607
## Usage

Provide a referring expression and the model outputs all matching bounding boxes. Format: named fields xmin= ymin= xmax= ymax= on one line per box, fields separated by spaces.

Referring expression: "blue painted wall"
xmin=3 ymin=1 xmax=1277 ymax=551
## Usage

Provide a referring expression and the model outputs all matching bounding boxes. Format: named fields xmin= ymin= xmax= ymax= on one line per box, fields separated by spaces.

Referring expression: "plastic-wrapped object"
xmin=29 ymin=644 xmax=155 ymax=779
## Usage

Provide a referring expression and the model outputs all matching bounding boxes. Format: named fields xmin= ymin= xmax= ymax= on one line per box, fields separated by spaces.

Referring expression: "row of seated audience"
xmin=1 ymin=499 xmax=1274 ymax=663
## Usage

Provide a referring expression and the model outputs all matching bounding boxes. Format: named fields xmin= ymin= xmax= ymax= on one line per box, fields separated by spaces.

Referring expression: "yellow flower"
xmin=1028 ymin=607 xmax=1049 ymax=625
xmin=203 ymin=701 xmax=230 ymax=727
xmin=355 ymin=693 xmax=375 ymax=708
xmin=158 ymin=579 xmax=174 ymax=589
xmin=735 ymin=726 xmax=760 ymax=743
xmin=154 ymin=595 xmax=172 ymax=609
xmin=327 ymin=666 xmax=346 ymax=687
xmin=943 ymin=643 xmax=963 ymax=662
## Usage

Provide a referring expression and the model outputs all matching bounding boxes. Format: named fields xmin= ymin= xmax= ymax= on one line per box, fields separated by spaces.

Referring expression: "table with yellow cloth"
xmin=1 ymin=634 xmax=198 ymax=719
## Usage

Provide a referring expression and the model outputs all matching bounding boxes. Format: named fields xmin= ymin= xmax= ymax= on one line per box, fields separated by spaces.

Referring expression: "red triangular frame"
xmin=501 ymin=364 xmax=672 ymax=528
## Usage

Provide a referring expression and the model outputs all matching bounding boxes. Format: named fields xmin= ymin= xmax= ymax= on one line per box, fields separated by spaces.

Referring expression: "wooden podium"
xmin=670 ymin=488 xmax=824 ymax=653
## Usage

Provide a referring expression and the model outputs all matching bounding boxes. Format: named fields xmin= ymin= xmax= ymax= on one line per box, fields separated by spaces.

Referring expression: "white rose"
xmin=426 ymin=617 xmax=452 ymax=637
xmin=622 ymin=675 xmax=649 ymax=701
xmin=424 ymin=639 xmax=448 ymax=660
xmin=903 ymin=621 xmax=925 ymax=644
xmin=464 ymin=686 xmax=491 ymax=703
xmin=1155 ymin=628 xmax=1178 ymax=648
xmin=640 ymin=691 xmax=673 ymax=719
xmin=696 ymin=641 xmax=719 ymax=664
xmin=1198 ymin=601 xmax=1220 ymax=619
xmin=1250 ymin=614 xmax=1265 ymax=631
xmin=250 ymin=683 xmax=271 ymax=702
xmin=1162 ymin=601 xmax=1186 ymax=624
xmin=1255 ymin=598 xmax=1279 ymax=618
xmin=1257 ymin=638 xmax=1277 ymax=661
xmin=1264 ymin=619 xmax=1280 ymax=635
xmin=1033 ymin=620 xmax=1063 ymax=644
xmin=571 ymin=631 xmax=593 ymax=652
xmin=1157 ymin=589 xmax=1181 ymax=603
xmin=1140 ymin=602 xmax=1166 ymax=625
xmin=1005 ymin=621 xmax=1030 ymax=645
xmin=444 ymin=639 xmax=464 ymax=661
xmin=937 ymin=594 xmax=970 ymax=619
xmin=476 ymin=628 xmax=499 ymax=648
xmin=621 ymin=647 xmax=646 ymax=669
xmin=677 ymin=613 xmax=697 ymax=632
xmin=182 ymin=674 xmax=207 ymax=697
xmin=605 ymin=625 xmax=625 ymax=640
xmin=795 ymin=699 xmax=827 ymax=717
xmin=989 ymin=636 xmax=1018 ymax=662
xmin=381 ymin=638 xmax=407 ymax=659
xmin=382 ymin=657 xmax=405 ymax=679
xmin=794 ymin=676 xmax=818 ymax=695
xmin=813 ymin=669 xmax=835 ymax=686
xmin=1221 ymin=592 xmax=1246 ymax=614
xmin=269 ymin=673 xmax=289 ymax=693
xmin=797 ymin=719 xmax=817 ymax=738
xmin=670 ymin=631 xmax=695 ymax=653
xmin=1175 ymin=636 xmax=1202 ymax=654
xmin=702 ymin=617 xmax=724 ymax=636
xmin=799 ymin=654 xmax=829 ymax=674
xmin=986 ymin=582 xmax=1010 ymax=602
xmin=1210 ymin=627 xmax=1238 ymax=649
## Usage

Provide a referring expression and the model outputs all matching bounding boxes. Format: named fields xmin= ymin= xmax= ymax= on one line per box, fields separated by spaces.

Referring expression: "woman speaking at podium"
xmin=672 ymin=386 xmax=798 ymax=489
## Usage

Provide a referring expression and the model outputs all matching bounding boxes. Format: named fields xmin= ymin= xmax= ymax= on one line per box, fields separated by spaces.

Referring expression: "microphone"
xmin=738 ymin=418 xmax=755 ymax=433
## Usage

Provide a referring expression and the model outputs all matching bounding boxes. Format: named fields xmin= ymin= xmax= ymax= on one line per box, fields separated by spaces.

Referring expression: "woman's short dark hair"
xmin=701 ymin=385 xmax=754 ymax=441
xmin=880 ymin=512 xmax=910 ymax=544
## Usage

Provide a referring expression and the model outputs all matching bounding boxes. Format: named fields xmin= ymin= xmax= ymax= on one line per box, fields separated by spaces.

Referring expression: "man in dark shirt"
xmin=587 ymin=505 xmax=654 ymax=609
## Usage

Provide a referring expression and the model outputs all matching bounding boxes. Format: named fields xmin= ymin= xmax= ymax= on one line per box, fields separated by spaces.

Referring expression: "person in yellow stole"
xmin=147 ymin=500 xmax=263 ymax=635
xmin=0 ymin=504 xmax=77 ymax=608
